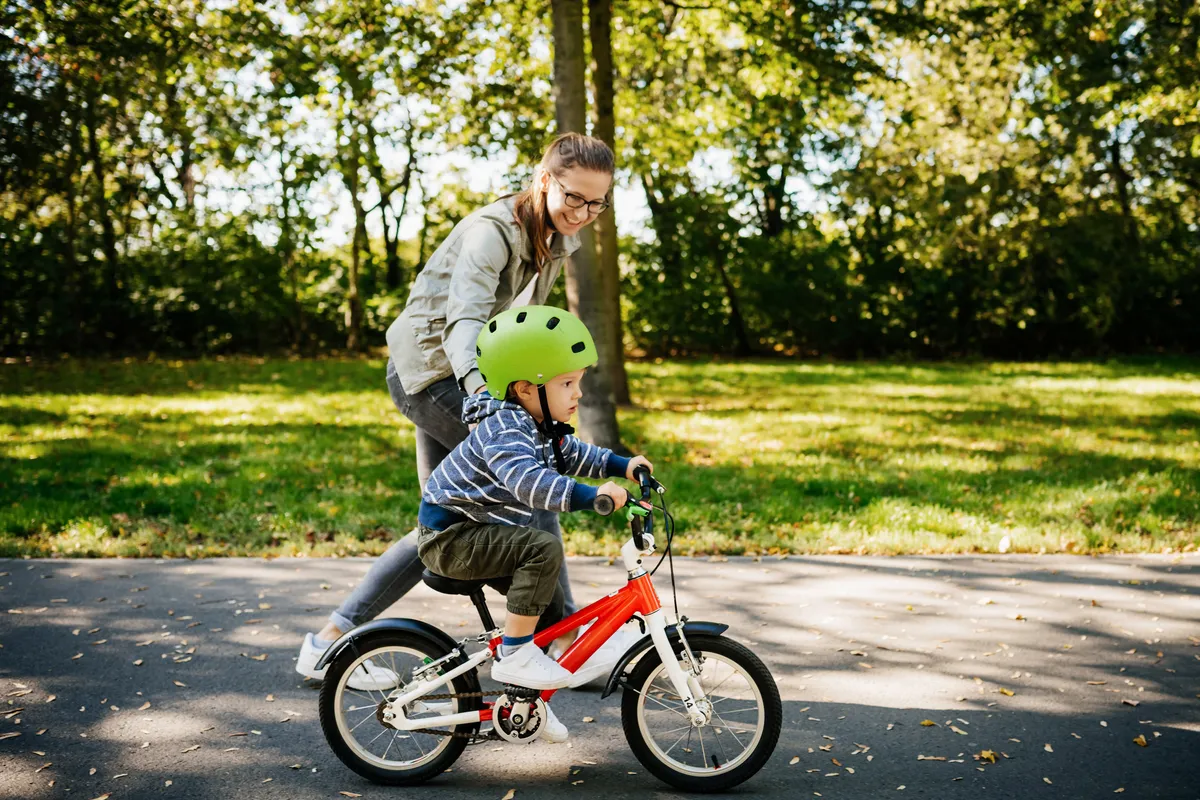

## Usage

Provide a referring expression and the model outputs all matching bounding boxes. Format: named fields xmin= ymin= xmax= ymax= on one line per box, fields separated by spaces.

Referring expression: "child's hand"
xmin=625 ymin=455 xmax=654 ymax=482
xmin=597 ymin=481 xmax=629 ymax=510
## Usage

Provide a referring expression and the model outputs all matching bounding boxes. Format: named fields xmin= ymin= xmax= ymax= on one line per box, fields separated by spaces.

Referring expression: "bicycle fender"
xmin=600 ymin=620 xmax=729 ymax=699
xmin=314 ymin=618 xmax=461 ymax=671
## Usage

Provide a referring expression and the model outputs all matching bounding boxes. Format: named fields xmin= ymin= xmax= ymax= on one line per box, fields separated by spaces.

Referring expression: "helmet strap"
xmin=536 ymin=384 xmax=573 ymax=473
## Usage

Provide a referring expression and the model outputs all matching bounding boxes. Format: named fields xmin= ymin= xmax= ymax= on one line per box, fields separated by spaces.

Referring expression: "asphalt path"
xmin=2 ymin=555 xmax=1197 ymax=799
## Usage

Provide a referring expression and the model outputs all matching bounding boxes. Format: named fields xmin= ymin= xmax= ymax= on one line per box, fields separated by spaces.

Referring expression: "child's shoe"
xmin=540 ymin=703 xmax=569 ymax=743
xmin=295 ymin=632 xmax=400 ymax=690
xmin=490 ymin=642 xmax=574 ymax=690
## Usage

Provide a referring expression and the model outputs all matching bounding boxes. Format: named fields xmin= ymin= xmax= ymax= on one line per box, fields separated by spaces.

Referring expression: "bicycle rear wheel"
xmin=318 ymin=631 xmax=481 ymax=786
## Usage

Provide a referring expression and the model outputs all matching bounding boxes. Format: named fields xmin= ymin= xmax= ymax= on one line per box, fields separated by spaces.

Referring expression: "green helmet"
xmin=475 ymin=305 xmax=598 ymax=398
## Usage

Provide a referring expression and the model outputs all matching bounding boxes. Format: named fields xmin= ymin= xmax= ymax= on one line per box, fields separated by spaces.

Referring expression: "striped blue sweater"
xmin=419 ymin=393 xmax=630 ymax=529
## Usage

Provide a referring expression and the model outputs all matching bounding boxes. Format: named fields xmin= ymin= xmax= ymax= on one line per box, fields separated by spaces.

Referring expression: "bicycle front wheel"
xmin=621 ymin=633 xmax=781 ymax=792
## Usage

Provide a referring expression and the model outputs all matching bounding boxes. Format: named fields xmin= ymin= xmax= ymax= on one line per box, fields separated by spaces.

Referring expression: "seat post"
xmin=469 ymin=590 xmax=496 ymax=631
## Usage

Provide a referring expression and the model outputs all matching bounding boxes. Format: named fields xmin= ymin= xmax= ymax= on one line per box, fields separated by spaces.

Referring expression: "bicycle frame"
xmin=379 ymin=535 xmax=710 ymax=732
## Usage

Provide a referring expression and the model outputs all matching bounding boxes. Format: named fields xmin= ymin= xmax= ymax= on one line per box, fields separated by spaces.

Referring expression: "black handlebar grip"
xmin=593 ymin=494 xmax=615 ymax=516
xmin=633 ymin=465 xmax=653 ymax=487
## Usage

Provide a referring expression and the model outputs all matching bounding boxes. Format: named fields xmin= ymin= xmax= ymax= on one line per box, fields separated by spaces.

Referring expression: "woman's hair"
xmin=512 ymin=133 xmax=615 ymax=271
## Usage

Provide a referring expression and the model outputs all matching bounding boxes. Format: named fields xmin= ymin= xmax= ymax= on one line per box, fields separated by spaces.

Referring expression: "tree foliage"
xmin=2 ymin=0 xmax=1196 ymax=357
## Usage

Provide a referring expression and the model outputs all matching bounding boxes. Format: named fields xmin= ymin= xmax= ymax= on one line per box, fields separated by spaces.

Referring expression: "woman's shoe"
xmin=295 ymin=632 xmax=400 ymax=691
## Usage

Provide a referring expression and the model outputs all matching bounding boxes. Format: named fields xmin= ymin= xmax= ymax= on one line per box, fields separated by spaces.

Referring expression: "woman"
xmin=295 ymin=133 xmax=639 ymax=689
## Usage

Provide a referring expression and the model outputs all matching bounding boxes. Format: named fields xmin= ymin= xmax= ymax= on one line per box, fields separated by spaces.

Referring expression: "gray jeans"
xmin=328 ymin=360 xmax=577 ymax=632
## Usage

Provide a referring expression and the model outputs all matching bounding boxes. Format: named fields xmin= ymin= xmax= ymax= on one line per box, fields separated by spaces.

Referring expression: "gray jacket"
xmin=386 ymin=195 xmax=580 ymax=396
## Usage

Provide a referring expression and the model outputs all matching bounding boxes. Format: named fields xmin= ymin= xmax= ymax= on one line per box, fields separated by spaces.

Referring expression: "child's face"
xmin=514 ymin=368 xmax=586 ymax=424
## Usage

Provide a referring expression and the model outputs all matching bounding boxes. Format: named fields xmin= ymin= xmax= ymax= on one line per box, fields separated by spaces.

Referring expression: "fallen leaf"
xmin=89 ymin=795 xmax=110 ymax=800
xmin=133 ymin=659 xmax=143 ymax=666
xmin=1132 ymin=735 xmax=1147 ymax=747
xmin=582 ymin=716 xmax=595 ymax=723
xmin=1087 ymin=681 xmax=1106 ymax=685
xmin=920 ymin=720 xmax=937 ymax=727
xmin=173 ymin=681 xmax=187 ymax=688
xmin=339 ymin=794 xmax=362 ymax=798
xmin=1122 ymin=699 xmax=1140 ymax=707
xmin=789 ymin=756 xmax=800 ymax=765
xmin=181 ymin=744 xmax=200 ymax=753
xmin=265 ymin=694 xmax=275 ymax=702
xmin=1044 ymin=778 xmax=1053 ymax=785
xmin=918 ymin=755 xmax=947 ymax=761
xmin=138 ymin=702 xmax=151 ymax=711
xmin=950 ymin=726 xmax=968 ymax=735
xmin=998 ymin=688 xmax=1015 ymax=697
xmin=0 ymin=732 xmax=21 ymax=741
xmin=502 ymin=791 xmax=516 ymax=800
xmin=1044 ymin=743 xmax=1053 ymax=753
xmin=976 ymin=750 xmax=997 ymax=764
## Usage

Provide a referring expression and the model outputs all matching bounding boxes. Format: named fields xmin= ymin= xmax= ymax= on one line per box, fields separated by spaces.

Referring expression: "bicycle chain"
xmin=406 ymin=690 xmax=500 ymax=742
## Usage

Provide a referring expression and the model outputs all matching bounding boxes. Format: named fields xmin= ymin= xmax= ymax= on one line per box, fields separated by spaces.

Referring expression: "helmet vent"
xmin=476 ymin=346 xmax=482 ymax=356
xmin=516 ymin=311 xmax=527 ymax=323
xmin=571 ymin=341 xmax=586 ymax=353
xmin=488 ymin=320 xmax=498 ymax=333
xmin=546 ymin=316 xmax=560 ymax=330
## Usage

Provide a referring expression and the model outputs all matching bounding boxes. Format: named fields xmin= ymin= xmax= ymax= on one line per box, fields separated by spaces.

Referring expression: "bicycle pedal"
xmin=501 ymin=684 xmax=542 ymax=701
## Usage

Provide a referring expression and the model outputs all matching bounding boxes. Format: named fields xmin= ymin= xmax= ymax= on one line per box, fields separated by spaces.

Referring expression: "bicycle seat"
xmin=421 ymin=568 xmax=490 ymax=596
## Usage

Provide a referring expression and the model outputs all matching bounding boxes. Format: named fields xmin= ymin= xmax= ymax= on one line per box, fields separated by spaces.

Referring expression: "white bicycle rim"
xmin=333 ymin=645 xmax=462 ymax=771
xmin=634 ymin=652 xmax=766 ymax=776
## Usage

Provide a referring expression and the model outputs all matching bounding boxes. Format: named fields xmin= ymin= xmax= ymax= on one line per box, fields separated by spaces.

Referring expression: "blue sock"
xmin=499 ymin=633 xmax=534 ymax=658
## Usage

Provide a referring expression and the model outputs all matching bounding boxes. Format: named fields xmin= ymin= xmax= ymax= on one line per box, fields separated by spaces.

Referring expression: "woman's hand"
xmin=597 ymin=481 xmax=629 ymax=511
xmin=625 ymin=455 xmax=654 ymax=482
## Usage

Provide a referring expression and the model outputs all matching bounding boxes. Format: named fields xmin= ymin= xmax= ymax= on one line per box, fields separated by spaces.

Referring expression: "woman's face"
xmin=541 ymin=167 xmax=613 ymax=237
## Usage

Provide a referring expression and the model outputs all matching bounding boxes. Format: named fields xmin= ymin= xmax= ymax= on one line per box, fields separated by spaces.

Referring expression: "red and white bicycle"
xmin=317 ymin=469 xmax=781 ymax=792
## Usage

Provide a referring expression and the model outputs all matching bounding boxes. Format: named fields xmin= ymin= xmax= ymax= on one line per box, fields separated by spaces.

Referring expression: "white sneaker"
xmin=540 ymin=702 xmax=569 ymax=743
xmin=566 ymin=623 xmax=644 ymax=688
xmin=295 ymin=632 xmax=400 ymax=691
xmin=491 ymin=642 xmax=574 ymax=690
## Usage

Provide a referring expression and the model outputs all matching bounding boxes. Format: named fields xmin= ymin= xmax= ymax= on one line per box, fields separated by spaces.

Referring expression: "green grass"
xmin=2 ymin=355 xmax=1198 ymax=558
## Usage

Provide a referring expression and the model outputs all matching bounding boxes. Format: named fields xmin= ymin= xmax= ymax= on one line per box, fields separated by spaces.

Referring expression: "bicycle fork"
xmin=644 ymin=609 xmax=711 ymax=727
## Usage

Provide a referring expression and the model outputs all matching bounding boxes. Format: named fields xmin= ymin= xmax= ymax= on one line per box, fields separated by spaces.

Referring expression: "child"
xmin=416 ymin=305 xmax=652 ymax=741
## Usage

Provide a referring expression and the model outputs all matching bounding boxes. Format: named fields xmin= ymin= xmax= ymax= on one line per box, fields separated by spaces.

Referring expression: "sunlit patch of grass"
xmin=2 ymin=355 xmax=1198 ymax=557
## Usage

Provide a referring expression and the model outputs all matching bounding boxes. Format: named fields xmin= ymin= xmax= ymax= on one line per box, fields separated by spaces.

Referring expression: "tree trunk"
xmin=552 ymin=0 xmax=623 ymax=450
xmin=587 ymin=0 xmax=630 ymax=405
xmin=278 ymin=143 xmax=304 ymax=349
xmin=711 ymin=240 xmax=752 ymax=355
xmin=338 ymin=93 xmax=365 ymax=351
xmin=1109 ymin=137 xmax=1141 ymax=255
xmin=84 ymin=93 xmax=121 ymax=312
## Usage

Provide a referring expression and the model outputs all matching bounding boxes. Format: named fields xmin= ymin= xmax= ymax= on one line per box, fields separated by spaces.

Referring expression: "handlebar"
xmin=592 ymin=467 xmax=664 ymax=552
xmin=593 ymin=493 xmax=616 ymax=516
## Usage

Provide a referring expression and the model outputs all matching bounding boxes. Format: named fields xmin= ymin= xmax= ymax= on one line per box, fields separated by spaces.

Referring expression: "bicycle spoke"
xmin=711 ymin=704 xmax=758 ymax=716
xmin=349 ymin=708 xmax=381 ymax=734
xmin=703 ymin=665 xmax=739 ymax=697
xmin=661 ymin=726 xmax=693 ymax=757
xmin=713 ymin=712 xmax=748 ymax=750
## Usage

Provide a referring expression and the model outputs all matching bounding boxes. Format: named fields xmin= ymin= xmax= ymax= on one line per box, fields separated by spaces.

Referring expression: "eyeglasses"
xmin=549 ymin=173 xmax=611 ymax=215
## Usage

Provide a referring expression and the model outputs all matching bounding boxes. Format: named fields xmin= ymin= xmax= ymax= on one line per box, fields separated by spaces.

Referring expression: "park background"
xmin=2 ymin=0 xmax=1198 ymax=557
